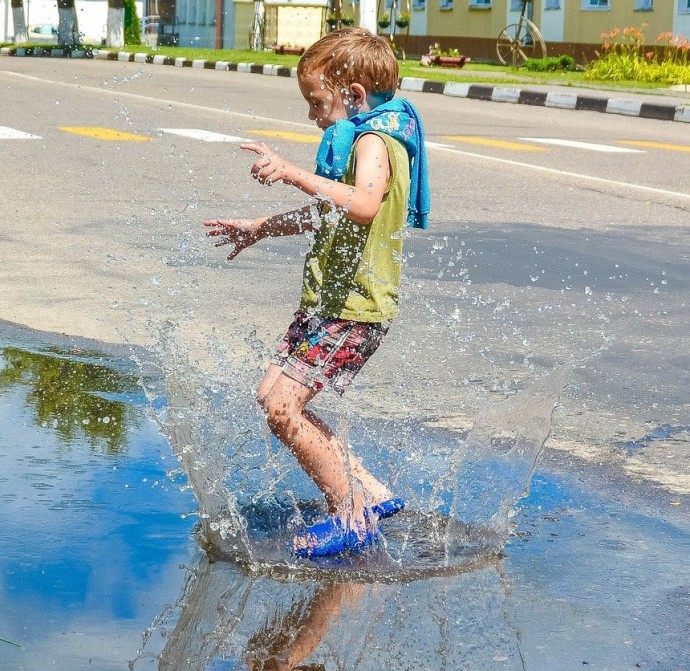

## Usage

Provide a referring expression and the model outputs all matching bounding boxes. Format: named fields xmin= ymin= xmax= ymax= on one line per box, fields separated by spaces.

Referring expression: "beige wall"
xmin=426 ymin=1 xmax=507 ymax=39
xmin=421 ymin=0 xmax=678 ymax=46
xmin=564 ymin=2 xmax=676 ymax=45
xmin=234 ymin=0 xmax=252 ymax=48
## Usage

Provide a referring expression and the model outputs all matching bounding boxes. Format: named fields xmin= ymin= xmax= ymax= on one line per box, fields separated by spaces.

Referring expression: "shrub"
xmin=525 ymin=55 xmax=576 ymax=72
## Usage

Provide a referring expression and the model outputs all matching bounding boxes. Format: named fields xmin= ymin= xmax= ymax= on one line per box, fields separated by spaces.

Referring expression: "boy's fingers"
xmin=240 ymin=142 xmax=268 ymax=156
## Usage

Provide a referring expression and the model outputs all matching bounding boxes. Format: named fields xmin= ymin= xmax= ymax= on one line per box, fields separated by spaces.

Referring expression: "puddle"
xmin=615 ymin=423 xmax=690 ymax=455
xmin=1 ymin=327 xmax=688 ymax=670
xmin=141 ymin=462 xmax=690 ymax=671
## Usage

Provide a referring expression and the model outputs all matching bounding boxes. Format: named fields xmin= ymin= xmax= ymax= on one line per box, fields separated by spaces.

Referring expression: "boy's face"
xmin=298 ymin=74 xmax=352 ymax=131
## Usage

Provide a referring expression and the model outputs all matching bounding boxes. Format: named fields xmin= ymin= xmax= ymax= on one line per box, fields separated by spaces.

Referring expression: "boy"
xmin=204 ymin=28 xmax=429 ymax=558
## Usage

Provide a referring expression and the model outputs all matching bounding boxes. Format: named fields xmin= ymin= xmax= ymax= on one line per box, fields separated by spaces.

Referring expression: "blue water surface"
xmin=0 ymin=344 xmax=197 ymax=670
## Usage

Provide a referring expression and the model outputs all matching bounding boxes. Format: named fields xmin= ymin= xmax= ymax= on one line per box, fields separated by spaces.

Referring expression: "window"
xmin=509 ymin=0 xmax=522 ymax=9
xmin=634 ymin=0 xmax=652 ymax=9
xmin=469 ymin=0 xmax=491 ymax=7
xmin=440 ymin=0 xmax=453 ymax=9
xmin=680 ymin=0 xmax=690 ymax=12
xmin=582 ymin=0 xmax=609 ymax=8
xmin=412 ymin=0 xmax=425 ymax=8
xmin=545 ymin=0 xmax=561 ymax=8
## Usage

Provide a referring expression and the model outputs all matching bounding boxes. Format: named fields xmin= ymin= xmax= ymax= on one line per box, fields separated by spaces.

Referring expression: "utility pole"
xmin=359 ymin=0 xmax=375 ymax=34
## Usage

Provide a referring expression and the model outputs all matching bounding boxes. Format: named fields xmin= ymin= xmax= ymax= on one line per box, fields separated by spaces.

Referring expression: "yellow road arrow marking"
xmin=443 ymin=136 xmax=548 ymax=152
xmin=620 ymin=140 xmax=690 ymax=153
xmin=247 ymin=130 xmax=321 ymax=143
xmin=59 ymin=127 xmax=152 ymax=142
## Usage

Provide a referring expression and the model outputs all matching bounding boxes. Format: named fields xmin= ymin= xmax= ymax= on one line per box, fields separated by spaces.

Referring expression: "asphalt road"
xmin=1 ymin=57 xmax=689 ymax=497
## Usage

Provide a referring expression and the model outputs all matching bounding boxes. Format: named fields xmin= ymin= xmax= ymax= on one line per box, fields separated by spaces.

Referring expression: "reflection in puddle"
xmin=1 ymin=331 xmax=688 ymax=671
xmin=0 ymin=336 xmax=198 ymax=671
xmin=154 ymin=555 xmax=518 ymax=671
xmin=0 ymin=346 xmax=140 ymax=453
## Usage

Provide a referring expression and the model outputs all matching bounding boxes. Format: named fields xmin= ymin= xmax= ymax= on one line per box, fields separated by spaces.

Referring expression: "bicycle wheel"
xmin=496 ymin=17 xmax=546 ymax=67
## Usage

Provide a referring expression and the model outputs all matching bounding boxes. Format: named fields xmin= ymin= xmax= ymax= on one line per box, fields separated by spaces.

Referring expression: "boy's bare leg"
xmin=257 ymin=367 xmax=364 ymax=517
xmin=302 ymin=409 xmax=394 ymax=506
xmin=257 ymin=365 xmax=393 ymax=512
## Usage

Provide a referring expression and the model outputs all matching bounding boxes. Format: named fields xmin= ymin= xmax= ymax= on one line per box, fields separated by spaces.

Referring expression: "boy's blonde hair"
xmin=297 ymin=28 xmax=398 ymax=100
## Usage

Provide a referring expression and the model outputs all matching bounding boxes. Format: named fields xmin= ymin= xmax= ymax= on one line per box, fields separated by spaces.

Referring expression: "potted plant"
xmin=326 ymin=11 xmax=338 ymax=29
xmin=423 ymin=43 xmax=469 ymax=68
xmin=273 ymin=43 xmax=304 ymax=55
xmin=341 ymin=13 xmax=355 ymax=26
xmin=395 ymin=11 xmax=410 ymax=28
xmin=377 ymin=12 xmax=390 ymax=29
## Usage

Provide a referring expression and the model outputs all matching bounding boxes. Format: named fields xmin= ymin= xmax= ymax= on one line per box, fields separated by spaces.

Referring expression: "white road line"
xmin=0 ymin=125 xmax=41 ymax=139
xmin=0 ymin=70 xmax=315 ymax=129
xmin=2 ymin=71 xmax=688 ymax=203
xmin=158 ymin=128 xmax=249 ymax=142
xmin=520 ymin=137 xmax=645 ymax=153
xmin=432 ymin=144 xmax=689 ymax=201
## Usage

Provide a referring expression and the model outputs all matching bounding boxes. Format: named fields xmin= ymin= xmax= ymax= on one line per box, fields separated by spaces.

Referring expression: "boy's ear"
xmin=349 ymin=83 xmax=367 ymax=108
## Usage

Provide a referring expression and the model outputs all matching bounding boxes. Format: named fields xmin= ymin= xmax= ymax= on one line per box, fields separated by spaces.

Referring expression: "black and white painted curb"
xmin=3 ymin=45 xmax=689 ymax=124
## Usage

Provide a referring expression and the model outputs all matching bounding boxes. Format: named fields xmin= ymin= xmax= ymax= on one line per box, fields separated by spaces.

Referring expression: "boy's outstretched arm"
xmin=242 ymin=137 xmax=390 ymax=226
xmin=204 ymin=205 xmax=317 ymax=261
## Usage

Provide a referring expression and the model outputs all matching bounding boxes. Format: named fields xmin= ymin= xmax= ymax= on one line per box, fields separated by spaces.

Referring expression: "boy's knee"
xmin=260 ymin=391 xmax=304 ymax=435
xmin=260 ymin=392 xmax=287 ymax=427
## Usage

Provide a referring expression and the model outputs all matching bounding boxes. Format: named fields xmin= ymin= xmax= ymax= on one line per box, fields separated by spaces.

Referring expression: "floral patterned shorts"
xmin=271 ymin=311 xmax=389 ymax=395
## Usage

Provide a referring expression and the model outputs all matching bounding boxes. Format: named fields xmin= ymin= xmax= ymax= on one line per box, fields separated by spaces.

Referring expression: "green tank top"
xmin=300 ymin=132 xmax=410 ymax=323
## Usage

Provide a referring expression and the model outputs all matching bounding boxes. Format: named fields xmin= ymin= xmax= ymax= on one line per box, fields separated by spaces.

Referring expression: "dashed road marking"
xmin=443 ymin=136 xmax=548 ymax=152
xmin=520 ymin=138 xmax=645 ymax=153
xmin=246 ymin=130 xmax=321 ymax=143
xmin=0 ymin=126 xmax=41 ymax=139
xmin=58 ymin=127 xmax=153 ymax=142
xmin=424 ymin=141 xmax=455 ymax=150
xmin=619 ymin=140 xmax=690 ymax=153
xmin=158 ymin=128 xmax=248 ymax=142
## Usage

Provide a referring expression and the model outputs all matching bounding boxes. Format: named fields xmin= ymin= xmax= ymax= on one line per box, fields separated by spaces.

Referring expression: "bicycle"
xmin=496 ymin=0 xmax=546 ymax=67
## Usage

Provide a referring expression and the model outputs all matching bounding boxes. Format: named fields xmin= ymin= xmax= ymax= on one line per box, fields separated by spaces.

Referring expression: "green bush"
xmin=525 ymin=55 xmax=576 ymax=72
xmin=124 ymin=0 xmax=141 ymax=45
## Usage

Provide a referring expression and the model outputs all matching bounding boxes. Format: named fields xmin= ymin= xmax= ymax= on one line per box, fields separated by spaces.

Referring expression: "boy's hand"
xmin=241 ymin=142 xmax=297 ymax=186
xmin=203 ymin=218 xmax=262 ymax=261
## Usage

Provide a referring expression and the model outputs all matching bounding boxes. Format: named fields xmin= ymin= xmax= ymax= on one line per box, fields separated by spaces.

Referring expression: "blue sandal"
xmin=293 ymin=512 xmax=378 ymax=558
xmin=371 ymin=497 xmax=406 ymax=520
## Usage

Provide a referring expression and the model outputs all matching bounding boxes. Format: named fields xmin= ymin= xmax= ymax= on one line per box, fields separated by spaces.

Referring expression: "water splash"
xmin=141 ymin=320 xmax=569 ymax=576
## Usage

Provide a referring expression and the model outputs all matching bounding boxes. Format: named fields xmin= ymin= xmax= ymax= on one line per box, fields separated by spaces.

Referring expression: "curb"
xmin=3 ymin=46 xmax=689 ymax=124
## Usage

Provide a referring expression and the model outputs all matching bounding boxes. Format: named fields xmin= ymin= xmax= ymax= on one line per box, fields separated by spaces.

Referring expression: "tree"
xmin=106 ymin=0 xmax=125 ymax=47
xmin=124 ymin=0 xmax=141 ymax=45
xmin=11 ymin=0 xmax=28 ymax=44
xmin=57 ymin=0 xmax=80 ymax=47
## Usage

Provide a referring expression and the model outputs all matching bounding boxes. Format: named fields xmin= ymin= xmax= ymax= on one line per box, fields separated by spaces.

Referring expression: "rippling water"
xmin=1 ymin=328 xmax=688 ymax=671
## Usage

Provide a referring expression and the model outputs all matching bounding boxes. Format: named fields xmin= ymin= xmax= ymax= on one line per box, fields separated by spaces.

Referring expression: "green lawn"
xmin=1 ymin=42 xmax=678 ymax=94
xmin=115 ymin=44 xmax=676 ymax=92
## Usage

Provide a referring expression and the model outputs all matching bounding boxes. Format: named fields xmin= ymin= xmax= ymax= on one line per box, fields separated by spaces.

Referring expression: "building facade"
xmin=3 ymin=0 xmax=689 ymax=61
xmin=401 ymin=0 xmax=690 ymax=60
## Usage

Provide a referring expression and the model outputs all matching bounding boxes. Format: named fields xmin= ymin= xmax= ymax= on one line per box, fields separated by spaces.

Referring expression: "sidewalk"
xmin=2 ymin=44 xmax=689 ymax=123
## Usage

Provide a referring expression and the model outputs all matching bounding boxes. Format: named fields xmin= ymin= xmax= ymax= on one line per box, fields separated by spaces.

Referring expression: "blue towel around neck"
xmin=314 ymin=98 xmax=430 ymax=229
